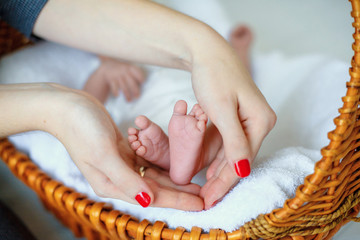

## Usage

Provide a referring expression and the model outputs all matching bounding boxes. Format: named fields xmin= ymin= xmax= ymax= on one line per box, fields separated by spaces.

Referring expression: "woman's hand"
xmin=191 ymin=47 xmax=276 ymax=209
xmin=0 ymin=83 xmax=203 ymax=210
xmin=51 ymin=85 xmax=203 ymax=210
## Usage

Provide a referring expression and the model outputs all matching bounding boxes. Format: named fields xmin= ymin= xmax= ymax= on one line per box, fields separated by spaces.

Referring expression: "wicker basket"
xmin=1 ymin=1 xmax=360 ymax=239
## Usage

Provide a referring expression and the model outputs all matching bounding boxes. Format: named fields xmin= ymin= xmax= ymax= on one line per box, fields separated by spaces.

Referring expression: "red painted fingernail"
xmin=211 ymin=200 xmax=220 ymax=208
xmin=234 ymin=159 xmax=251 ymax=177
xmin=135 ymin=192 xmax=151 ymax=208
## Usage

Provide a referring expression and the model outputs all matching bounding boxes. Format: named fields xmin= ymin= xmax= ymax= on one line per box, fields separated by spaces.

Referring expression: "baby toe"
xmin=135 ymin=115 xmax=152 ymax=130
xmin=173 ymin=100 xmax=188 ymax=116
xmin=193 ymin=103 xmax=201 ymax=110
xmin=189 ymin=104 xmax=200 ymax=116
xmin=128 ymin=127 xmax=139 ymax=135
xmin=136 ymin=145 xmax=147 ymax=157
xmin=128 ymin=134 xmax=138 ymax=143
xmin=194 ymin=107 xmax=206 ymax=119
xmin=196 ymin=120 xmax=207 ymax=132
xmin=198 ymin=113 xmax=208 ymax=123
xmin=131 ymin=140 xmax=141 ymax=150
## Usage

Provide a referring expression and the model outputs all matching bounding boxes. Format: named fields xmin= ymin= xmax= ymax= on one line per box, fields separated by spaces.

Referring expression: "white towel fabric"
xmin=0 ymin=0 xmax=350 ymax=232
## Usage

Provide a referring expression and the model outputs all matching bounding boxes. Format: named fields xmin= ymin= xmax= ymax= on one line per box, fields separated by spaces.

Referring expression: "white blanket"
xmin=0 ymin=0 xmax=349 ymax=232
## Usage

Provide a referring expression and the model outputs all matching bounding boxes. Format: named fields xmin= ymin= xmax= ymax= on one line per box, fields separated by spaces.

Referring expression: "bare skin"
xmin=0 ymin=83 xmax=205 ymax=210
xmin=84 ymin=56 xmax=146 ymax=103
xmin=85 ymin=25 xmax=251 ymax=105
xmin=128 ymin=115 xmax=171 ymax=170
xmin=128 ymin=26 xmax=254 ymax=188
xmin=31 ymin=0 xmax=276 ymax=210
xmin=128 ymin=101 xmax=208 ymax=185
xmin=201 ymin=25 xmax=259 ymax=209
xmin=168 ymin=101 xmax=208 ymax=185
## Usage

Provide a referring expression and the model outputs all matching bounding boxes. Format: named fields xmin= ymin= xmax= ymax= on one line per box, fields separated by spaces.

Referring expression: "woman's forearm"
xmin=0 ymin=83 xmax=79 ymax=137
xmin=33 ymin=0 xmax=231 ymax=71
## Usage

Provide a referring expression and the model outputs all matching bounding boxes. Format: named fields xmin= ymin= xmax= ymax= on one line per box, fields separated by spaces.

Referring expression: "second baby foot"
xmin=168 ymin=100 xmax=208 ymax=185
xmin=128 ymin=115 xmax=170 ymax=170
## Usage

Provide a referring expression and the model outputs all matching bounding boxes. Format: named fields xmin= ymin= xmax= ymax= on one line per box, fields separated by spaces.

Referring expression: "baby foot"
xmin=229 ymin=25 xmax=253 ymax=73
xmin=128 ymin=115 xmax=170 ymax=170
xmin=168 ymin=100 xmax=208 ymax=185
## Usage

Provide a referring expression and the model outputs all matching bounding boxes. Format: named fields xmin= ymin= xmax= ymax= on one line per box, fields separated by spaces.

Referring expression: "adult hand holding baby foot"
xmin=35 ymin=84 xmax=204 ymax=211
xmin=192 ymin=49 xmax=277 ymax=209
xmin=28 ymin=0 xmax=276 ymax=210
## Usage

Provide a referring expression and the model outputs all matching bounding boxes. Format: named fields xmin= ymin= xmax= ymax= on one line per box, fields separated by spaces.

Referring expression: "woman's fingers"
xmin=78 ymin=153 xmax=154 ymax=207
xmin=80 ymin=147 xmax=204 ymax=210
xmin=200 ymin=163 xmax=238 ymax=210
xmin=80 ymin=138 xmax=201 ymax=209
xmin=143 ymin=167 xmax=201 ymax=195
xmin=60 ymin=94 xmax=154 ymax=207
xmin=201 ymin=104 xmax=277 ymax=209
xmin=145 ymin=178 xmax=204 ymax=211
xmin=209 ymin=98 xmax=252 ymax=178
xmin=82 ymin=161 xmax=203 ymax=210
xmin=205 ymin=146 xmax=225 ymax=180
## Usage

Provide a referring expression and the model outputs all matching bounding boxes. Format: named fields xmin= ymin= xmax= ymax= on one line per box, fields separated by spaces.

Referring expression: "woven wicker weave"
xmin=1 ymin=1 xmax=360 ymax=239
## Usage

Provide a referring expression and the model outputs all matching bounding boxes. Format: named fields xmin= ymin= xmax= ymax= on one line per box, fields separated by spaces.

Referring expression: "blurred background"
xmin=0 ymin=0 xmax=357 ymax=239
xmin=223 ymin=0 xmax=353 ymax=62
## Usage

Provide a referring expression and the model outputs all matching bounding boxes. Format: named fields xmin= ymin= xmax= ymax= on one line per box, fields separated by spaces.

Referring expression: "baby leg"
xmin=168 ymin=100 xmax=208 ymax=185
xmin=128 ymin=115 xmax=170 ymax=170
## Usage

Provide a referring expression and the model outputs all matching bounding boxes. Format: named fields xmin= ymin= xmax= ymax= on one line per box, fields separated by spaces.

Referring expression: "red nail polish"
xmin=234 ymin=159 xmax=251 ymax=177
xmin=135 ymin=192 xmax=151 ymax=208
xmin=211 ymin=200 xmax=220 ymax=208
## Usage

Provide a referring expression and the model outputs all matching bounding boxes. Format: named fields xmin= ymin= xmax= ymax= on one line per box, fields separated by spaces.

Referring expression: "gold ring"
xmin=139 ymin=166 xmax=147 ymax=178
